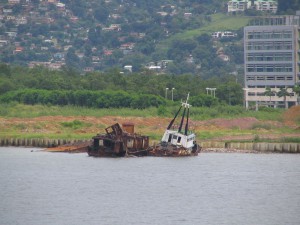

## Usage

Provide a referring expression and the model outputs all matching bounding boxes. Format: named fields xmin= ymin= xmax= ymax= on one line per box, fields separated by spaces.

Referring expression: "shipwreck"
xmin=47 ymin=93 xmax=201 ymax=157
xmin=87 ymin=93 xmax=201 ymax=157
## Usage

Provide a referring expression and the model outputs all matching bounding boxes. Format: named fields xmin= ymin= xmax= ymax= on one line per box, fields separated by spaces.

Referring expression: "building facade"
xmin=228 ymin=0 xmax=249 ymax=13
xmin=244 ymin=13 xmax=300 ymax=108
xmin=228 ymin=0 xmax=277 ymax=13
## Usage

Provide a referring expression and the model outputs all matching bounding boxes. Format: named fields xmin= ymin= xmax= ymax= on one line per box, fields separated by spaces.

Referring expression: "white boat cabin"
xmin=161 ymin=130 xmax=195 ymax=149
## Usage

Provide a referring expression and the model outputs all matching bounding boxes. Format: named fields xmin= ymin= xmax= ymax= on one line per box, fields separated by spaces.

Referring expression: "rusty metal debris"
xmin=47 ymin=140 xmax=91 ymax=153
xmin=87 ymin=123 xmax=150 ymax=157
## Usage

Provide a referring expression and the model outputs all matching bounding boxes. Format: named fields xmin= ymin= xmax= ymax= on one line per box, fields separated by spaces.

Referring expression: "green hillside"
xmin=168 ymin=14 xmax=250 ymax=41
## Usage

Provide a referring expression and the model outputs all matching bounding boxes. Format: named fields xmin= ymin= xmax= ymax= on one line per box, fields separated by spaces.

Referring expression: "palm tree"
xmin=277 ymin=87 xmax=290 ymax=108
xmin=293 ymin=84 xmax=300 ymax=105
xmin=264 ymin=87 xmax=275 ymax=107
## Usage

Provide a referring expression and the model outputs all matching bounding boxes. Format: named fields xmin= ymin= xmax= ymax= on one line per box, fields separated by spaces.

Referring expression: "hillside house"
xmin=120 ymin=43 xmax=135 ymax=50
xmin=16 ymin=16 xmax=28 ymax=25
xmin=14 ymin=46 xmax=24 ymax=54
xmin=253 ymin=0 xmax=277 ymax=13
xmin=157 ymin=12 xmax=168 ymax=16
xmin=3 ymin=9 xmax=13 ymax=14
xmin=84 ymin=67 xmax=94 ymax=72
xmin=212 ymin=31 xmax=237 ymax=39
xmin=53 ymin=53 xmax=64 ymax=60
xmin=227 ymin=0 xmax=277 ymax=13
xmin=104 ymin=50 xmax=113 ymax=56
xmin=218 ymin=54 xmax=230 ymax=62
xmin=102 ymin=24 xmax=121 ymax=32
xmin=184 ymin=13 xmax=192 ymax=19
xmin=56 ymin=3 xmax=65 ymax=10
xmin=8 ymin=0 xmax=20 ymax=5
xmin=0 ymin=39 xmax=8 ymax=47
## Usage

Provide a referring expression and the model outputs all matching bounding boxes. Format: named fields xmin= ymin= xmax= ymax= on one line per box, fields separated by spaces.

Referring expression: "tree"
xmin=277 ymin=87 xmax=290 ymax=108
xmin=0 ymin=63 xmax=11 ymax=77
xmin=264 ymin=87 xmax=276 ymax=107
xmin=88 ymin=27 xmax=102 ymax=46
xmin=293 ymin=85 xmax=300 ymax=105
xmin=277 ymin=0 xmax=300 ymax=14
xmin=94 ymin=6 xmax=109 ymax=22
xmin=216 ymin=82 xmax=243 ymax=105
xmin=65 ymin=48 xmax=80 ymax=69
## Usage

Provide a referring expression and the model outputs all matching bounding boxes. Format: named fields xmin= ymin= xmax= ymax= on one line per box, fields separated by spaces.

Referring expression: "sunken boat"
xmin=87 ymin=123 xmax=150 ymax=157
xmin=149 ymin=93 xmax=201 ymax=156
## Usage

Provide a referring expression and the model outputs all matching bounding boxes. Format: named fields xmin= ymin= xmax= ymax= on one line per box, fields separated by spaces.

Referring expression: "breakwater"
xmin=201 ymin=141 xmax=300 ymax=153
xmin=0 ymin=138 xmax=90 ymax=148
xmin=0 ymin=138 xmax=300 ymax=153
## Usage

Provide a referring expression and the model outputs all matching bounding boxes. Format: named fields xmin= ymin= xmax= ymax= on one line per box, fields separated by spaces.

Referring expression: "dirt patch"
xmin=0 ymin=114 xmax=299 ymax=141
xmin=201 ymin=117 xmax=259 ymax=129
xmin=283 ymin=105 xmax=300 ymax=128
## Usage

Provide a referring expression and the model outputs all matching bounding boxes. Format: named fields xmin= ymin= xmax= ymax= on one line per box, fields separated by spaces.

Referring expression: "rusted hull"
xmin=46 ymin=141 xmax=91 ymax=153
xmin=148 ymin=143 xmax=201 ymax=157
xmin=87 ymin=146 xmax=149 ymax=157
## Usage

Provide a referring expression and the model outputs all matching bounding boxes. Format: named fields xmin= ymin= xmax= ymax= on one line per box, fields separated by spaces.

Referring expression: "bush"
xmin=0 ymin=89 xmax=165 ymax=109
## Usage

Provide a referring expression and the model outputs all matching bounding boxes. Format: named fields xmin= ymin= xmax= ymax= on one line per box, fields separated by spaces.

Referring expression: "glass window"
xmin=266 ymin=65 xmax=273 ymax=72
xmin=276 ymin=76 xmax=285 ymax=80
xmin=257 ymin=66 xmax=264 ymax=72
xmin=256 ymin=76 xmax=265 ymax=80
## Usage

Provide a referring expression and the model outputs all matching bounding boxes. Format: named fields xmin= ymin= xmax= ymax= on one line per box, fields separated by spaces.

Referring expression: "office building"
xmin=244 ymin=13 xmax=300 ymax=108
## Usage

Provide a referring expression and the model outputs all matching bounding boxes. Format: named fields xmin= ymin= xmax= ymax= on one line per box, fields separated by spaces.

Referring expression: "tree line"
xmin=0 ymin=64 xmax=244 ymax=107
xmin=0 ymin=89 xmax=165 ymax=109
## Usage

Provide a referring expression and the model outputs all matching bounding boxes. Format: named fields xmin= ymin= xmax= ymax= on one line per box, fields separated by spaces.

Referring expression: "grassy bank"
xmin=0 ymin=102 xmax=284 ymax=120
xmin=0 ymin=103 xmax=298 ymax=143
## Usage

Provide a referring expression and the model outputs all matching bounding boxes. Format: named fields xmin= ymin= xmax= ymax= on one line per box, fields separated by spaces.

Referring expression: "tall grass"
xmin=0 ymin=102 xmax=159 ymax=118
xmin=0 ymin=103 xmax=284 ymax=121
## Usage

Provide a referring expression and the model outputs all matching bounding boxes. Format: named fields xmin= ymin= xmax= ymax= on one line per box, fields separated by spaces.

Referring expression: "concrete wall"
xmin=201 ymin=141 xmax=300 ymax=153
xmin=0 ymin=138 xmax=89 ymax=148
xmin=0 ymin=138 xmax=300 ymax=153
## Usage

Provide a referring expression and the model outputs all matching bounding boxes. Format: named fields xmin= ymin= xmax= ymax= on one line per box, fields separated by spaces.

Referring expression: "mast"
xmin=178 ymin=107 xmax=186 ymax=133
xmin=178 ymin=93 xmax=191 ymax=134
xmin=167 ymin=105 xmax=182 ymax=130
xmin=184 ymin=107 xmax=189 ymax=135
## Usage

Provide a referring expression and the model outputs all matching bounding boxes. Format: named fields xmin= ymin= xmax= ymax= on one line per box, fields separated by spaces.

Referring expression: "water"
xmin=0 ymin=147 xmax=300 ymax=225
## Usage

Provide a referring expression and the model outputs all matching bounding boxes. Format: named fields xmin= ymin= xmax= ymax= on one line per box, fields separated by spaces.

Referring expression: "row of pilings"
xmin=0 ymin=138 xmax=300 ymax=153
xmin=0 ymin=138 xmax=90 ymax=148
xmin=201 ymin=141 xmax=300 ymax=153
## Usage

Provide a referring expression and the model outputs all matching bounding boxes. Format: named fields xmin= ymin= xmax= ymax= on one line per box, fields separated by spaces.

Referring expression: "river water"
xmin=0 ymin=147 xmax=300 ymax=225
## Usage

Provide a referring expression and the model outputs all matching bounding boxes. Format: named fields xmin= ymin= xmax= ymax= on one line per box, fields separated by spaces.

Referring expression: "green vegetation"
xmin=0 ymin=103 xmax=159 ymax=118
xmin=0 ymin=103 xmax=285 ymax=121
xmin=0 ymin=89 xmax=165 ymax=109
xmin=60 ymin=120 xmax=92 ymax=130
xmin=0 ymin=103 xmax=298 ymax=143
xmin=170 ymin=14 xmax=250 ymax=41
xmin=0 ymin=64 xmax=246 ymax=107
